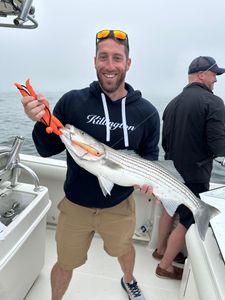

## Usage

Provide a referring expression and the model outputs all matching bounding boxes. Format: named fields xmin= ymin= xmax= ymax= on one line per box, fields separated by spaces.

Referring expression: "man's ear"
xmin=126 ymin=58 xmax=131 ymax=71
xmin=197 ymin=71 xmax=205 ymax=80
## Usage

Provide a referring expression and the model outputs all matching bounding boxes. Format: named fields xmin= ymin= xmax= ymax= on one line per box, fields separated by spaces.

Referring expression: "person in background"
xmin=21 ymin=29 xmax=160 ymax=300
xmin=153 ymin=56 xmax=225 ymax=280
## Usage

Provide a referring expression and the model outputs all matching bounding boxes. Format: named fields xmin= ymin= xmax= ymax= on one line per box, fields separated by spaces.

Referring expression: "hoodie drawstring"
xmin=101 ymin=93 xmax=110 ymax=142
xmin=121 ymin=97 xmax=129 ymax=147
xmin=101 ymin=93 xmax=129 ymax=147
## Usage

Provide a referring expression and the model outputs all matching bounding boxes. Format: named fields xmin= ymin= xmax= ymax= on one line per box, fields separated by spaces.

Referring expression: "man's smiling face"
xmin=95 ymin=39 xmax=131 ymax=99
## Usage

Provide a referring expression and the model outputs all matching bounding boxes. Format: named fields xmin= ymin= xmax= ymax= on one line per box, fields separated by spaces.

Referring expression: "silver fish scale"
xmin=105 ymin=147 xmax=200 ymax=209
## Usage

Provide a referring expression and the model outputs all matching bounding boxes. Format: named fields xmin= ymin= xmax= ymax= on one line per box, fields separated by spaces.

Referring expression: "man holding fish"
xmin=21 ymin=30 xmax=160 ymax=300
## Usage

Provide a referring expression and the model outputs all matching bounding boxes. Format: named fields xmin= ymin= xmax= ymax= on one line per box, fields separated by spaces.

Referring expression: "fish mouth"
xmin=60 ymin=126 xmax=75 ymax=144
xmin=60 ymin=124 xmax=76 ymax=137
xmin=63 ymin=124 xmax=75 ymax=133
xmin=60 ymin=125 xmax=105 ymax=158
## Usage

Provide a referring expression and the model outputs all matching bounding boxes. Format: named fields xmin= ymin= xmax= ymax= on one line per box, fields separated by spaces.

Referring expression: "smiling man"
xmin=21 ymin=29 xmax=160 ymax=300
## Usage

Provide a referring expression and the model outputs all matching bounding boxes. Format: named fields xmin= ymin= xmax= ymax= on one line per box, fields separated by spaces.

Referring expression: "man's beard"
xmin=97 ymin=71 xmax=126 ymax=94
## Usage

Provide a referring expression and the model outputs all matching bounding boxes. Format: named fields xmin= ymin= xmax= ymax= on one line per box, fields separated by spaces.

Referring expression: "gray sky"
xmin=1 ymin=0 xmax=225 ymax=99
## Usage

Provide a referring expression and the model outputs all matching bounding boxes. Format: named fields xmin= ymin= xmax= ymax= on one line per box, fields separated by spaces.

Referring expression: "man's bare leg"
xmin=51 ymin=262 xmax=73 ymax=300
xmin=118 ymin=245 xmax=135 ymax=282
xmin=159 ymin=223 xmax=186 ymax=272
xmin=156 ymin=209 xmax=175 ymax=255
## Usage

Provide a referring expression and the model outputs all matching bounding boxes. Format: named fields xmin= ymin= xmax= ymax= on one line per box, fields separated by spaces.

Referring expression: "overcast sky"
xmin=1 ymin=0 xmax=225 ymax=100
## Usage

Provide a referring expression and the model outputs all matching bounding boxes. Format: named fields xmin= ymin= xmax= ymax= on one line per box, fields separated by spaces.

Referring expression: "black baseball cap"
xmin=188 ymin=56 xmax=225 ymax=75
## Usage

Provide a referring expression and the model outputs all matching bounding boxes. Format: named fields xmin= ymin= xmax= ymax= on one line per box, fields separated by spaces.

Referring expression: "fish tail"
xmin=194 ymin=199 xmax=220 ymax=240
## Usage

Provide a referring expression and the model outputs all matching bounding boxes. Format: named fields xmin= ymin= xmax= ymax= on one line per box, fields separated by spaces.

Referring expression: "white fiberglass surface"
xmin=25 ymin=228 xmax=180 ymax=300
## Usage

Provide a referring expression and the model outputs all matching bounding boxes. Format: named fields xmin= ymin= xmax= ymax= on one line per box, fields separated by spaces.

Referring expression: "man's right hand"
xmin=21 ymin=94 xmax=47 ymax=122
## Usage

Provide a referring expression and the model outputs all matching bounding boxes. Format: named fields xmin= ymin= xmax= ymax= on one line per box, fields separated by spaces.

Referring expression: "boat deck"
xmin=24 ymin=227 xmax=180 ymax=300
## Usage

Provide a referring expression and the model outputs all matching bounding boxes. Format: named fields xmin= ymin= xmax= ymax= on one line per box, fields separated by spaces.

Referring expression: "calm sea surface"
xmin=0 ymin=92 xmax=224 ymax=184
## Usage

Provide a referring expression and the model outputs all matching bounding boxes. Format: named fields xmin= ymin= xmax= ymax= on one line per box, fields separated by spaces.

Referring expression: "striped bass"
xmin=60 ymin=124 xmax=220 ymax=240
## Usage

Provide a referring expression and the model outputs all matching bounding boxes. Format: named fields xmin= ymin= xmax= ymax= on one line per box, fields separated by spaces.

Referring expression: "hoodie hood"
xmin=89 ymin=81 xmax=143 ymax=147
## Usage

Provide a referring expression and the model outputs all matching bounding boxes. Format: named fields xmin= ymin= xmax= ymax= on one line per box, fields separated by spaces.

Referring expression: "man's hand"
xmin=135 ymin=183 xmax=153 ymax=196
xmin=134 ymin=184 xmax=160 ymax=202
xmin=21 ymin=94 xmax=47 ymax=122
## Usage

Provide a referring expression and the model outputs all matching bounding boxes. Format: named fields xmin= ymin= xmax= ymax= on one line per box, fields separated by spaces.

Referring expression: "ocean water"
xmin=0 ymin=91 xmax=67 ymax=160
xmin=0 ymin=92 xmax=224 ymax=184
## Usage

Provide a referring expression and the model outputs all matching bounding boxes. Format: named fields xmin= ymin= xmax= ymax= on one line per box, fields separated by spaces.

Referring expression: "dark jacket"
xmin=162 ymin=82 xmax=225 ymax=184
xmin=32 ymin=81 xmax=160 ymax=208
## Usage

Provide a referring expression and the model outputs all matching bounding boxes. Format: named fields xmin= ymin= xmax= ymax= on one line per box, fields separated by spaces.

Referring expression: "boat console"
xmin=0 ymin=137 xmax=51 ymax=300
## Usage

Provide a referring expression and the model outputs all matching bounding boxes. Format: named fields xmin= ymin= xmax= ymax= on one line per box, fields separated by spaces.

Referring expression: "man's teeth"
xmin=105 ymin=74 xmax=115 ymax=78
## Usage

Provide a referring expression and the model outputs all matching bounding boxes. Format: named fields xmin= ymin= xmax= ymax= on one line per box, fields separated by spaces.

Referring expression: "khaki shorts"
xmin=56 ymin=196 xmax=136 ymax=270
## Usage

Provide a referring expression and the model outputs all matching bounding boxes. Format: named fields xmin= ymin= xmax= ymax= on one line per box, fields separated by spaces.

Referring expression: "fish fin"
xmin=160 ymin=197 xmax=178 ymax=217
xmin=194 ymin=199 xmax=220 ymax=240
xmin=154 ymin=160 xmax=184 ymax=183
xmin=98 ymin=176 xmax=114 ymax=196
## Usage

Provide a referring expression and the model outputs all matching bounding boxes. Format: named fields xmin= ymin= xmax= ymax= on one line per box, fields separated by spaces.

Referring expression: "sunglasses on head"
xmin=96 ymin=30 xmax=129 ymax=50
